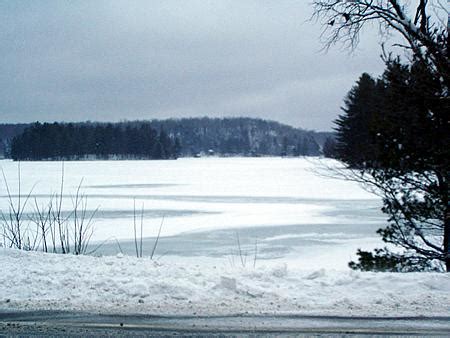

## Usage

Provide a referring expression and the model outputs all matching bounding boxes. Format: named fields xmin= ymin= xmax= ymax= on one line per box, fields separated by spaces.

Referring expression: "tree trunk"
xmin=445 ymin=170 xmax=450 ymax=272
xmin=445 ymin=208 xmax=450 ymax=272
xmin=446 ymin=14 xmax=450 ymax=273
xmin=436 ymin=170 xmax=449 ymax=272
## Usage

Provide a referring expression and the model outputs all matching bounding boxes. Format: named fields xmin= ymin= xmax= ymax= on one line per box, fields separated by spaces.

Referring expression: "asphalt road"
xmin=1 ymin=311 xmax=450 ymax=337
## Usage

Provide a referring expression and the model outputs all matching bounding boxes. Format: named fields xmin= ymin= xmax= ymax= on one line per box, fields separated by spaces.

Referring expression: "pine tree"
xmin=336 ymin=59 xmax=449 ymax=271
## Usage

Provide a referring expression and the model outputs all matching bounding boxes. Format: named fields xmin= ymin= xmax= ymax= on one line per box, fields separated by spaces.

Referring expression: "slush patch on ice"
xmin=87 ymin=183 xmax=180 ymax=189
xmin=263 ymin=233 xmax=358 ymax=242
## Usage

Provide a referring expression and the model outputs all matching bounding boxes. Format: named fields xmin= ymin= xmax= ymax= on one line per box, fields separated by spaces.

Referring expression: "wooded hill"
xmin=1 ymin=117 xmax=333 ymax=160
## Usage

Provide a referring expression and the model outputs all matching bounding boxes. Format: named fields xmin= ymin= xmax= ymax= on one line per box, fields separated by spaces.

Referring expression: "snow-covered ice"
xmin=0 ymin=157 xmax=384 ymax=269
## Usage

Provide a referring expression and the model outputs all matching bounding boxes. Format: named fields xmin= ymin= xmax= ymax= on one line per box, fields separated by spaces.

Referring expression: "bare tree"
xmin=312 ymin=0 xmax=449 ymax=87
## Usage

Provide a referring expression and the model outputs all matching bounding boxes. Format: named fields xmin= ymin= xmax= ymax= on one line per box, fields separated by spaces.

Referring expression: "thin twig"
xmin=151 ymin=216 xmax=164 ymax=260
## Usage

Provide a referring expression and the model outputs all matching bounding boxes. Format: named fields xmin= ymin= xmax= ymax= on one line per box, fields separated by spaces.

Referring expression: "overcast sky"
xmin=0 ymin=1 xmax=386 ymax=131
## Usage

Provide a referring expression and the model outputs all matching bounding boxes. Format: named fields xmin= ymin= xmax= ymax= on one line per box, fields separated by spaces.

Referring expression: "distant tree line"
xmin=4 ymin=118 xmax=328 ymax=160
xmin=10 ymin=122 xmax=180 ymax=160
xmin=0 ymin=117 xmax=331 ymax=160
xmin=146 ymin=117 xmax=321 ymax=157
xmin=0 ymin=124 xmax=28 ymax=158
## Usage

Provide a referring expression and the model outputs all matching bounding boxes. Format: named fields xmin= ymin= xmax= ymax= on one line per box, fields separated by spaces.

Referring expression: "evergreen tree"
xmin=336 ymin=59 xmax=449 ymax=271
xmin=10 ymin=122 xmax=178 ymax=161
xmin=334 ymin=73 xmax=380 ymax=166
xmin=322 ymin=137 xmax=336 ymax=158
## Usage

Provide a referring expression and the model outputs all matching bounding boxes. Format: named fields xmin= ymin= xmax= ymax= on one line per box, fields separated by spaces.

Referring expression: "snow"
xmin=1 ymin=247 xmax=449 ymax=317
xmin=1 ymin=157 xmax=448 ymax=317
xmin=0 ymin=157 xmax=385 ymax=270
xmin=0 ymin=158 xmax=379 ymax=242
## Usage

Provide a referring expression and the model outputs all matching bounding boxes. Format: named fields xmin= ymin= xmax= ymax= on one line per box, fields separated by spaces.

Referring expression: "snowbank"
xmin=1 ymin=248 xmax=449 ymax=317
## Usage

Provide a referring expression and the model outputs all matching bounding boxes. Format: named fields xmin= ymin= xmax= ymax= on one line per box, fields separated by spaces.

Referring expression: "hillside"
xmin=1 ymin=118 xmax=334 ymax=159
xmin=0 ymin=124 xmax=28 ymax=157
xmin=141 ymin=117 xmax=325 ymax=156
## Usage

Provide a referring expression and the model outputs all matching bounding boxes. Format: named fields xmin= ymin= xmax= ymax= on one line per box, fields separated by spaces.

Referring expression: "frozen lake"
xmin=0 ymin=157 xmax=385 ymax=269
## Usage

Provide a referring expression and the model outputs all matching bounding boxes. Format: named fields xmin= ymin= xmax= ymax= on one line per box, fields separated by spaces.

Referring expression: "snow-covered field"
xmin=1 ymin=157 xmax=449 ymax=316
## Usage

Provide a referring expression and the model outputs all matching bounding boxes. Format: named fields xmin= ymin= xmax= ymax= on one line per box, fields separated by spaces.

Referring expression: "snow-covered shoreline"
xmin=1 ymin=248 xmax=449 ymax=317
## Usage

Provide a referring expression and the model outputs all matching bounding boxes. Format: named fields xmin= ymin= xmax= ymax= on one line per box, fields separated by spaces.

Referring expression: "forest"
xmin=2 ymin=117 xmax=329 ymax=160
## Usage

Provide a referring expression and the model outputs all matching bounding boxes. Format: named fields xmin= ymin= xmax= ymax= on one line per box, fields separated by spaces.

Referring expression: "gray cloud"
xmin=0 ymin=0 xmax=386 ymax=131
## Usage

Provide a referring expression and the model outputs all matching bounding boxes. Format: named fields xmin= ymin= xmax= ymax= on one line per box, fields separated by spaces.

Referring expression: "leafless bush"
xmin=228 ymin=232 xmax=258 ymax=268
xmin=71 ymin=179 xmax=98 ymax=255
xmin=1 ymin=163 xmax=37 ymax=250
xmin=1 ymin=162 xmax=97 ymax=255
xmin=133 ymin=200 xmax=164 ymax=259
